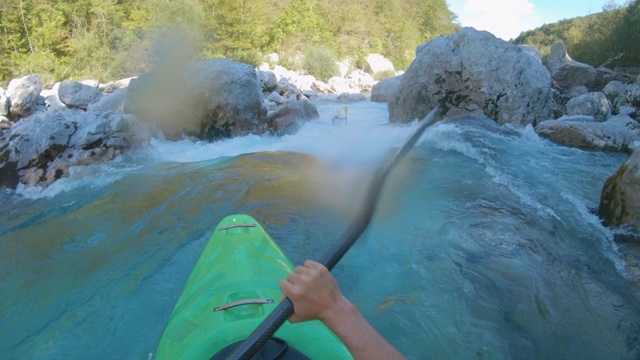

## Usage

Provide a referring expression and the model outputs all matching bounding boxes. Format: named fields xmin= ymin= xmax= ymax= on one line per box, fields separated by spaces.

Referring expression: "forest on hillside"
xmin=1 ymin=0 xmax=639 ymax=86
xmin=514 ymin=0 xmax=640 ymax=68
xmin=0 ymin=0 xmax=458 ymax=84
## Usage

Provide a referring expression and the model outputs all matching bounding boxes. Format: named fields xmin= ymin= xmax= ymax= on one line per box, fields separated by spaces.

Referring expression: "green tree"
xmin=415 ymin=0 xmax=458 ymax=41
xmin=204 ymin=0 xmax=270 ymax=64
xmin=0 ymin=0 xmax=462 ymax=83
xmin=614 ymin=0 xmax=640 ymax=66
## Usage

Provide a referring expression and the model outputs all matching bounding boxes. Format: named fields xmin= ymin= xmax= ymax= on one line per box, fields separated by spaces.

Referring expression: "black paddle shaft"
xmin=225 ymin=107 xmax=441 ymax=360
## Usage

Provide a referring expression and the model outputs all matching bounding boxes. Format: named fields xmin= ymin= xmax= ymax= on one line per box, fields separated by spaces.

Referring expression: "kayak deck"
xmin=156 ymin=214 xmax=352 ymax=359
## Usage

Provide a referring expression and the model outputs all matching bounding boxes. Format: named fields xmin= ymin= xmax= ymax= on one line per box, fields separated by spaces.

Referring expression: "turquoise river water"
xmin=1 ymin=101 xmax=639 ymax=359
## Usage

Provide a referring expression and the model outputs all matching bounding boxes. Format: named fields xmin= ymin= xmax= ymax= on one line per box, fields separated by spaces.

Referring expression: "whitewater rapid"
xmin=2 ymin=99 xmax=639 ymax=360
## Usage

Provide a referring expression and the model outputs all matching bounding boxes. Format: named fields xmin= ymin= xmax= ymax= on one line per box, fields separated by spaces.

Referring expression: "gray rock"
xmin=310 ymin=80 xmax=333 ymax=95
xmin=346 ymin=69 xmax=374 ymax=92
xmin=0 ymin=115 xmax=10 ymax=130
xmin=42 ymin=82 xmax=68 ymax=112
xmin=124 ymin=59 xmax=266 ymax=141
xmin=365 ymin=54 xmax=395 ymax=75
xmin=545 ymin=43 xmax=597 ymax=88
xmin=535 ymin=114 xmax=640 ymax=152
xmin=87 ymin=88 xmax=128 ymax=113
xmin=100 ymin=77 xmax=135 ymax=93
xmin=263 ymin=98 xmax=319 ymax=136
xmin=6 ymin=74 xmax=43 ymax=119
xmin=371 ymin=75 xmax=403 ymax=103
xmin=302 ymin=89 xmax=319 ymax=99
xmin=289 ymin=74 xmax=316 ymax=93
xmin=619 ymin=105 xmax=637 ymax=117
xmin=276 ymin=78 xmax=302 ymax=99
xmin=600 ymin=147 xmax=640 ymax=236
xmin=603 ymin=81 xmax=628 ymax=101
xmin=328 ymin=77 xmax=353 ymax=94
xmin=615 ymin=84 xmax=640 ymax=113
xmin=0 ymin=90 xmax=10 ymax=116
xmin=81 ymin=79 xmax=100 ymax=88
xmin=389 ymin=27 xmax=554 ymax=125
xmin=58 ymin=80 xmax=103 ymax=109
xmin=258 ymin=70 xmax=278 ymax=93
xmin=566 ymin=85 xmax=588 ymax=98
xmin=266 ymin=91 xmax=286 ymax=105
xmin=518 ymin=45 xmax=542 ymax=63
xmin=0 ymin=111 xmax=150 ymax=188
xmin=566 ymin=92 xmax=611 ymax=122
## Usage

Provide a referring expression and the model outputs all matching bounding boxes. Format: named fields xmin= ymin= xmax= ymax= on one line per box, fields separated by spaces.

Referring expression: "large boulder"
xmin=371 ymin=75 xmax=403 ymax=103
xmin=535 ymin=114 xmax=640 ymax=152
xmin=545 ymin=43 xmax=597 ymax=88
xmin=518 ymin=45 xmax=542 ymax=63
xmin=565 ymin=92 xmax=611 ymax=122
xmin=6 ymin=74 xmax=43 ymax=119
xmin=124 ymin=59 xmax=266 ymax=141
xmin=364 ymin=54 xmax=395 ymax=75
xmin=600 ymin=148 xmax=640 ymax=236
xmin=346 ymin=69 xmax=375 ymax=92
xmin=327 ymin=77 xmax=355 ymax=94
xmin=0 ymin=111 xmax=150 ymax=188
xmin=388 ymin=27 xmax=554 ymax=125
xmin=58 ymin=80 xmax=103 ymax=109
xmin=262 ymin=99 xmax=319 ymax=136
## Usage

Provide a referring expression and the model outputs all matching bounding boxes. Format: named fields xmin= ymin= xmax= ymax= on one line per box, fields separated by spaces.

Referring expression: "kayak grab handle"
xmin=214 ymin=299 xmax=274 ymax=312
xmin=218 ymin=223 xmax=257 ymax=231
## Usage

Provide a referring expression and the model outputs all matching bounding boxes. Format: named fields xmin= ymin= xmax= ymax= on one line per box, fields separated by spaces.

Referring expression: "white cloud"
xmin=453 ymin=0 xmax=543 ymax=40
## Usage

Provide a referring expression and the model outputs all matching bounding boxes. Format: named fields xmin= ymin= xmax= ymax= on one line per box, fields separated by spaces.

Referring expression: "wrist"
xmin=320 ymin=294 xmax=357 ymax=329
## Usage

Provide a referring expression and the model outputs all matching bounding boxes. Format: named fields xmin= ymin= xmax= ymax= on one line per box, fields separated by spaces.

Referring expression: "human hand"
xmin=278 ymin=260 xmax=347 ymax=323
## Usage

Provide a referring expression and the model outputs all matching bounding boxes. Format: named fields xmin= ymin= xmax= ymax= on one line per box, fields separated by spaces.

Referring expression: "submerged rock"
xmin=388 ymin=27 xmax=554 ymax=126
xmin=600 ymin=148 xmax=640 ymax=237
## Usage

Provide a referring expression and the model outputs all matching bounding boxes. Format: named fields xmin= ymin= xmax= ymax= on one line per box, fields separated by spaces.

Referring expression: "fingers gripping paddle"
xmin=225 ymin=107 xmax=441 ymax=360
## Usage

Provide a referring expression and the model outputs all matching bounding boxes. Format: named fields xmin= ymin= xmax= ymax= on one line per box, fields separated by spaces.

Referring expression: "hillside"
xmin=513 ymin=0 xmax=639 ymax=68
xmin=0 ymin=0 xmax=458 ymax=84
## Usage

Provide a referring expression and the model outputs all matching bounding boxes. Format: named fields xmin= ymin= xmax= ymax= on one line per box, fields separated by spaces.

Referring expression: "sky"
xmin=446 ymin=0 xmax=624 ymax=40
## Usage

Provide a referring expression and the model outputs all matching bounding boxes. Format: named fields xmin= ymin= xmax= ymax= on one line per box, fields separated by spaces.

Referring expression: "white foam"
xmin=146 ymin=102 xmax=419 ymax=169
xmin=13 ymin=101 xmax=416 ymax=198
xmin=561 ymin=191 xmax=630 ymax=278
xmin=15 ymin=159 xmax=140 ymax=199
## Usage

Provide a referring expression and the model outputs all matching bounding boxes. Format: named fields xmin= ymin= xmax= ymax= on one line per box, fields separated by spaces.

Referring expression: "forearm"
xmin=321 ymin=296 xmax=406 ymax=360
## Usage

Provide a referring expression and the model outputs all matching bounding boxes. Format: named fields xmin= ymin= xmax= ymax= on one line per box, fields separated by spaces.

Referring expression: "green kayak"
xmin=156 ymin=214 xmax=352 ymax=359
